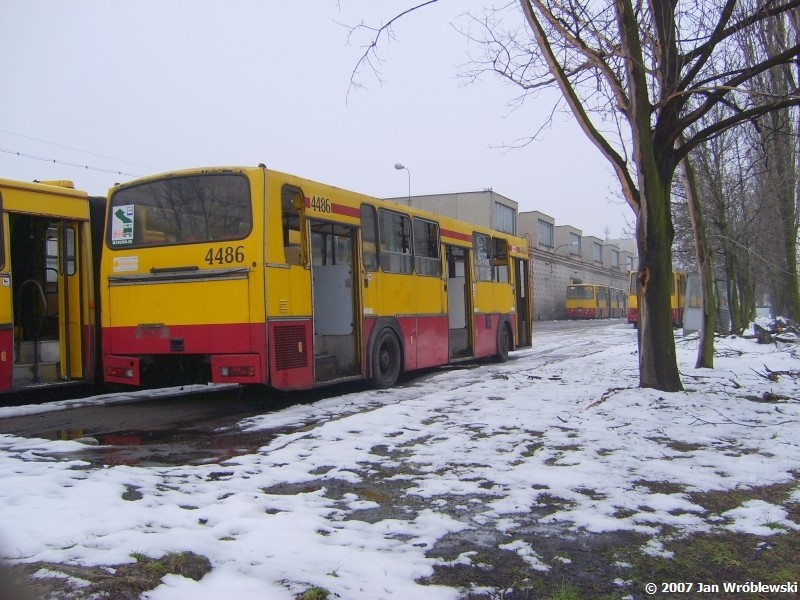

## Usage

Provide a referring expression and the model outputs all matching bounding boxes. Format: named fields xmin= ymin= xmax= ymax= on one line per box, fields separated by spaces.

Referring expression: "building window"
xmin=569 ymin=232 xmax=581 ymax=256
xmin=627 ymin=255 xmax=635 ymax=271
xmin=593 ymin=242 xmax=602 ymax=264
xmin=538 ymin=220 xmax=554 ymax=248
xmin=494 ymin=202 xmax=515 ymax=234
xmin=612 ymin=250 xmax=619 ymax=269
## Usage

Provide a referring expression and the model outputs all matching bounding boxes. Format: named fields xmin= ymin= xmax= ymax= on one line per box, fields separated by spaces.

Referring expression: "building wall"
xmin=531 ymin=249 xmax=630 ymax=320
xmin=387 ymin=190 xmax=518 ymax=234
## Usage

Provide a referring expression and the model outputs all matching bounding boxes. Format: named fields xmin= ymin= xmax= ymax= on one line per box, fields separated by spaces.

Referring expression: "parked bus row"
xmin=1 ymin=167 xmax=532 ymax=394
xmin=627 ymin=270 xmax=687 ymax=328
xmin=565 ymin=284 xmax=627 ymax=319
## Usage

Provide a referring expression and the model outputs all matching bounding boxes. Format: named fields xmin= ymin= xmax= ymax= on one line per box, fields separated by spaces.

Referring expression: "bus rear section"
xmin=627 ymin=271 xmax=639 ymax=326
xmin=101 ymin=169 xmax=263 ymax=387
xmin=0 ymin=178 xmax=103 ymax=393
xmin=671 ymin=272 xmax=687 ymax=327
xmin=628 ymin=270 xmax=686 ymax=328
xmin=101 ymin=165 xmax=532 ymax=391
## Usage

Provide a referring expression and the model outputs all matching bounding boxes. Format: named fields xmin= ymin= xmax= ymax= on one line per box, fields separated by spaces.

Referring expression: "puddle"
xmin=43 ymin=426 xmax=276 ymax=467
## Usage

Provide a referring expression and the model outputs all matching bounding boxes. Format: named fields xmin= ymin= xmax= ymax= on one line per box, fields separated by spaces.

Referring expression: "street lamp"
xmin=394 ymin=163 xmax=411 ymax=205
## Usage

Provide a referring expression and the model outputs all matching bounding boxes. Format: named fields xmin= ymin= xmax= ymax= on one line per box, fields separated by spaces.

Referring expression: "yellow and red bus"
xmin=0 ymin=178 xmax=105 ymax=393
xmin=100 ymin=166 xmax=532 ymax=390
xmin=566 ymin=284 xmax=610 ymax=319
xmin=609 ymin=287 xmax=626 ymax=318
xmin=566 ymin=283 xmax=626 ymax=319
xmin=627 ymin=270 xmax=687 ymax=327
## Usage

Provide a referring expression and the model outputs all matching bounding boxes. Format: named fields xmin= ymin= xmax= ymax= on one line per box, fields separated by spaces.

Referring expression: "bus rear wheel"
xmin=494 ymin=323 xmax=511 ymax=363
xmin=371 ymin=330 xmax=402 ymax=388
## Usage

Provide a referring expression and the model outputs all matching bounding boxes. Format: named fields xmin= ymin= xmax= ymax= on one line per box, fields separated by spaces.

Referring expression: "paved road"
xmin=0 ymin=319 xmax=630 ymax=467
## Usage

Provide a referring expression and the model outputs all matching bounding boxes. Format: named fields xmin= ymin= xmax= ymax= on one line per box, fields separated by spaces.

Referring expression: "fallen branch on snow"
xmin=689 ymin=407 xmax=794 ymax=428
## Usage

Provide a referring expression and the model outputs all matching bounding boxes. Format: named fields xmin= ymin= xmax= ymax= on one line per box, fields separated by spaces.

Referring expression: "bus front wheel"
xmin=371 ymin=330 xmax=402 ymax=388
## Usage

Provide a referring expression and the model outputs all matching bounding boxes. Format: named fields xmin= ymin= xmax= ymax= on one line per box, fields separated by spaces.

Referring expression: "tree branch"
xmin=521 ymin=0 xmax=640 ymax=211
xmin=341 ymin=0 xmax=440 ymax=102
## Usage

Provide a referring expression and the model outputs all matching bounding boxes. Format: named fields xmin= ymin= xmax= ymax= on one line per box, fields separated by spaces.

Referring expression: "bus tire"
xmin=494 ymin=322 xmax=511 ymax=363
xmin=371 ymin=329 xmax=402 ymax=388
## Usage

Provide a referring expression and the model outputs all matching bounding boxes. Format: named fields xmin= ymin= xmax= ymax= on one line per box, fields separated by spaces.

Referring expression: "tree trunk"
xmin=681 ymin=152 xmax=716 ymax=368
xmin=636 ymin=179 xmax=683 ymax=391
xmin=617 ymin=0 xmax=683 ymax=392
xmin=724 ymin=253 xmax=743 ymax=334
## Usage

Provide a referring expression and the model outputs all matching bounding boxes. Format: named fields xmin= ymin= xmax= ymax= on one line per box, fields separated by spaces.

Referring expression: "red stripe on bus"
xmin=302 ymin=197 xmax=360 ymax=219
xmin=332 ymin=204 xmax=360 ymax=218
xmin=441 ymin=228 xmax=472 ymax=243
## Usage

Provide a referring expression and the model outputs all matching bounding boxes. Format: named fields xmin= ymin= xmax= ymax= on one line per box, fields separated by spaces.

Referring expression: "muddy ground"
xmin=2 ymin=436 xmax=797 ymax=599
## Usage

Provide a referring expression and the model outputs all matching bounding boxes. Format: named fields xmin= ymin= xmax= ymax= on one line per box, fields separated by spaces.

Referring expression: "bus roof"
xmin=1 ymin=177 xmax=90 ymax=219
xmin=110 ymin=165 xmax=530 ymax=257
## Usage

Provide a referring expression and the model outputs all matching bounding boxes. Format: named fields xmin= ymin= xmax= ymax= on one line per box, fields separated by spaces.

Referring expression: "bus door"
xmin=309 ymin=219 xmax=359 ymax=383
xmin=8 ymin=216 xmax=83 ymax=389
xmin=445 ymin=245 xmax=472 ymax=359
xmin=514 ymin=258 xmax=531 ymax=347
xmin=0 ymin=208 xmax=10 ymax=391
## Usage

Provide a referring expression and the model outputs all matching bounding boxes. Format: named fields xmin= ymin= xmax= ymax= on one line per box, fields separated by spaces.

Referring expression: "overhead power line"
xmin=0 ymin=147 xmax=142 ymax=177
xmin=0 ymin=128 xmax=156 ymax=170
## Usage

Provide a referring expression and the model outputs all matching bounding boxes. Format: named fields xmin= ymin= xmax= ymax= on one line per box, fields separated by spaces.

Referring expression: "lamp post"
xmin=394 ymin=163 xmax=411 ymax=205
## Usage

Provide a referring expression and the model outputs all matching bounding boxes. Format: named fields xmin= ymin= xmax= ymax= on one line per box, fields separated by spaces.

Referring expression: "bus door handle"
xmin=151 ymin=266 xmax=199 ymax=273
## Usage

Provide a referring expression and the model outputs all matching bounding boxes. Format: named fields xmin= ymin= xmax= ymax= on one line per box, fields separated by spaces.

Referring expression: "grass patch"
xmin=299 ymin=586 xmax=330 ymax=600
xmin=97 ymin=551 xmax=211 ymax=597
xmin=688 ymin=480 xmax=798 ymax=517
xmin=3 ymin=551 xmax=212 ymax=600
xmin=620 ymin=530 xmax=800 ymax=592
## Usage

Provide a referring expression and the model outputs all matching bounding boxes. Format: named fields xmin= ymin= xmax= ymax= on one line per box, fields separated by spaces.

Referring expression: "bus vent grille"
xmin=274 ymin=324 xmax=308 ymax=371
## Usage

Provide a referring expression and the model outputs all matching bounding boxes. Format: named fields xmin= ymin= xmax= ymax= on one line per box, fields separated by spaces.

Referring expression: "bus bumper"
xmin=211 ymin=354 xmax=263 ymax=384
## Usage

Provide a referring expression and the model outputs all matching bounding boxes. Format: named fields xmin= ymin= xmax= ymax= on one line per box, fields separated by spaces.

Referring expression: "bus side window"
xmin=281 ymin=185 xmax=305 ymax=265
xmin=360 ymin=204 xmax=378 ymax=271
xmin=379 ymin=209 xmax=412 ymax=274
xmin=473 ymin=233 xmax=493 ymax=282
xmin=0 ymin=191 xmax=4 ymax=270
xmin=412 ymin=217 xmax=441 ymax=277
xmin=491 ymin=237 xmax=509 ymax=283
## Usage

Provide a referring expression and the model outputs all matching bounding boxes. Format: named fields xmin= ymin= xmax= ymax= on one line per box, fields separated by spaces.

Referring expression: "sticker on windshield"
xmin=111 ymin=205 xmax=135 ymax=246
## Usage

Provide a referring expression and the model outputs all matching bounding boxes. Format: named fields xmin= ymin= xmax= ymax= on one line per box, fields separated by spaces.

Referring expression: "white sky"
xmin=0 ymin=1 xmax=633 ymax=239
xmin=1 ymin=323 xmax=799 ymax=598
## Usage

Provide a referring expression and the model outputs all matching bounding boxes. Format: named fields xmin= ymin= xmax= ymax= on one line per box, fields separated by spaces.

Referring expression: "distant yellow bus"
xmin=565 ymin=284 xmax=626 ymax=319
xmin=101 ymin=166 xmax=532 ymax=390
xmin=627 ymin=270 xmax=686 ymax=327
xmin=566 ymin=284 xmax=609 ymax=319
xmin=0 ymin=178 xmax=105 ymax=393
xmin=609 ymin=287 xmax=626 ymax=318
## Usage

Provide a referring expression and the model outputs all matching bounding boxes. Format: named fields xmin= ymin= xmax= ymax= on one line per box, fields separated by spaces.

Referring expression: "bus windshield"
xmin=567 ymin=286 xmax=594 ymax=299
xmin=108 ymin=173 xmax=252 ymax=248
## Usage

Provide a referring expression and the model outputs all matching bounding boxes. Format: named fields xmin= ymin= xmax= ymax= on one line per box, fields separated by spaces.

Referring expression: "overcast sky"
xmin=1 ymin=1 xmax=633 ymax=239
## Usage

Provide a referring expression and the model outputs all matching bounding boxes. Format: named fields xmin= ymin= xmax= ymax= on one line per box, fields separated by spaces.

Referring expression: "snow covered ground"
xmin=0 ymin=322 xmax=798 ymax=599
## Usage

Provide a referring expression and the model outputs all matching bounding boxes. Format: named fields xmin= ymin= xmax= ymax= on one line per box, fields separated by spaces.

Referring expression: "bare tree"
xmin=679 ymin=148 xmax=717 ymax=368
xmin=348 ymin=0 xmax=800 ymax=390
xmin=678 ymin=10 xmax=800 ymax=328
